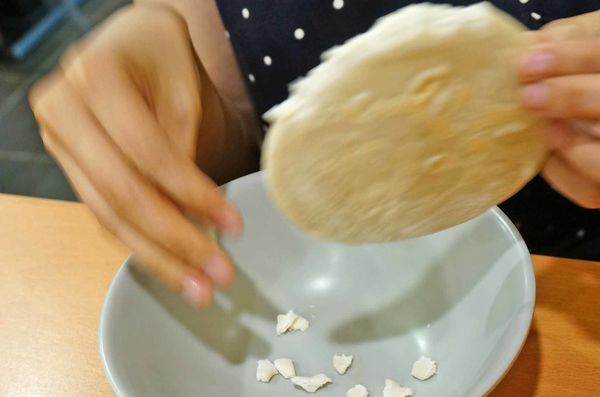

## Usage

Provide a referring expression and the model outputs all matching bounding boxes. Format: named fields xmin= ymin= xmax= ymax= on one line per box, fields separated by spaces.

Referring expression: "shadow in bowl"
xmin=129 ymin=259 xmax=279 ymax=364
xmin=329 ymin=223 xmax=518 ymax=343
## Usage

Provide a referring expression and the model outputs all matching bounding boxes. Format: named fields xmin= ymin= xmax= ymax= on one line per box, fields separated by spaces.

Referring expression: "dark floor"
xmin=0 ymin=0 xmax=130 ymax=201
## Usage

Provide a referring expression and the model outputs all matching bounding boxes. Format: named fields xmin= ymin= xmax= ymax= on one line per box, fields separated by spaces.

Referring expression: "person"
xmin=29 ymin=0 xmax=600 ymax=308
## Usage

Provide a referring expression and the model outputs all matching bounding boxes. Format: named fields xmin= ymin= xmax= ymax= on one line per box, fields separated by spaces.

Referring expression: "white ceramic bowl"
xmin=100 ymin=171 xmax=534 ymax=397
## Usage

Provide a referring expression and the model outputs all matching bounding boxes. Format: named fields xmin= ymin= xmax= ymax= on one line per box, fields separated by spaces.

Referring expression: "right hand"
xmin=29 ymin=4 xmax=242 ymax=308
xmin=519 ymin=10 xmax=600 ymax=208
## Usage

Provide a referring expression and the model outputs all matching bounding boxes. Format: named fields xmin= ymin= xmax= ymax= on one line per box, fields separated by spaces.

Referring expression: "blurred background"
xmin=0 ymin=0 xmax=129 ymax=200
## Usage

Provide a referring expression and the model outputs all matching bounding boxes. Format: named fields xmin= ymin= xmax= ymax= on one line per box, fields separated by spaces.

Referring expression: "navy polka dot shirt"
xmin=215 ymin=0 xmax=600 ymax=260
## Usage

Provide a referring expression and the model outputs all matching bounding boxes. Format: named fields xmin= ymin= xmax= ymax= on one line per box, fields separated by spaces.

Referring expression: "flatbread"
xmin=262 ymin=2 xmax=548 ymax=243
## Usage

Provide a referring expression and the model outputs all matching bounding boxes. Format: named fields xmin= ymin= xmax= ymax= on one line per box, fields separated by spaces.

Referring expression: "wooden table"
xmin=0 ymin=194 xmax=598 ymax=396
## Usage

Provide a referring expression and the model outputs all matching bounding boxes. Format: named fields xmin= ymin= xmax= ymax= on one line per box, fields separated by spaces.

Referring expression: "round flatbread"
xmin=262 ymin=2 xmax=549 ymax=243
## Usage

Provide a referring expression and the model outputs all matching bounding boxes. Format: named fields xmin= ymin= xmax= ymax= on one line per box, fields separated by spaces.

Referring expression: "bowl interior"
xmin=100 ymin=172 xmax=534 ymax=397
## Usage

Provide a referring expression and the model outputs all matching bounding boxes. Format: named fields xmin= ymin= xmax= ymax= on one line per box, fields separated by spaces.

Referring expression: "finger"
xmin=519 ymin=39 xmax=600 ymax=82
xmin=31 ymin=75 xmax=235 ymax=288
xmin=538 ymin=11 xmax=600 ymax=42
xmin=41 ymin=127 xmax=214 ymax=308
xmin=537 ymin=23 xmax=588 ymax=42
xmin=542 ymin=154 xmax=600 ymax=209
xmin=520 ymin=74 xmax=600 ymax=118
xmin=568 ymin=118 xmax=600 ymax=139
xmin=545 ymin=120 xmax=575 ymax=149
xmin=60 ymin=48 xmax=242 ymax=235
xmin=553 ymin=127 xmax=600 ymax=185
xmin=544 ymin=119 xmax=600 ymax=149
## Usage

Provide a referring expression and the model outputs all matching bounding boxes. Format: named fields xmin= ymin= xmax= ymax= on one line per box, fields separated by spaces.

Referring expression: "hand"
xmin=518 ymin=11 xmax=600 ymax=208
xmin=29 ymin=4 xmax=242 ymax=308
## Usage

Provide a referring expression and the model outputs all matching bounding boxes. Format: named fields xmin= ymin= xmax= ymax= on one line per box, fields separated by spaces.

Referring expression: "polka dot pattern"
xmin=294 ymin=28 xmax=305 ymax=40
xmin=333 ymin=0 xmax=344 ymax=10
xmin=263 ymin=55 xmax=272 ymax=66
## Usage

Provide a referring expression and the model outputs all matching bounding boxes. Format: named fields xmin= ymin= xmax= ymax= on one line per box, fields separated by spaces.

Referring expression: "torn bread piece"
xmin=276 ymin=310 xmax=310 ymax=335
xmin=347 ymin=384 xmax=369 ymax=397
xmin=382 ymin=379 xmax=413 ymax=397
xmin=276 ymin=310 xmax=297 ymax=335
xmin=291 ymin=374 xmax=332 ymax=393
xmin=274 ymin=358 xmax=296 ymax=379
xmin=411 ymin=356 xmax=437 ymax=381
xmin=291 ymin=314 xmax=310 ymax=331
xmin=333 ymin=354 xmax=353 ymax=375
xmin=256 ymin=359 xmax=279 ymax=383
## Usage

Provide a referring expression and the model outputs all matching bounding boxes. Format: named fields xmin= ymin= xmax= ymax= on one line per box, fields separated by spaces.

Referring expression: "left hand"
xmin=518 ymin=10 xmax=600 ymax=208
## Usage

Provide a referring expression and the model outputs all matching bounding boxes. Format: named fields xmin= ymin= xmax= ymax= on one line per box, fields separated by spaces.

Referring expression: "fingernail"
xmin=181 ymin=276 xmax=210 ymax=308
xmin=213 ymin=207 xmax=243 ymax=236
xmin=521 ymin=84 xmax=549 ymax=109
xmin=520 ymin=51 xmax=554 ymax=74
xmin=203 ymin=256 xmax=232 ymax=287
